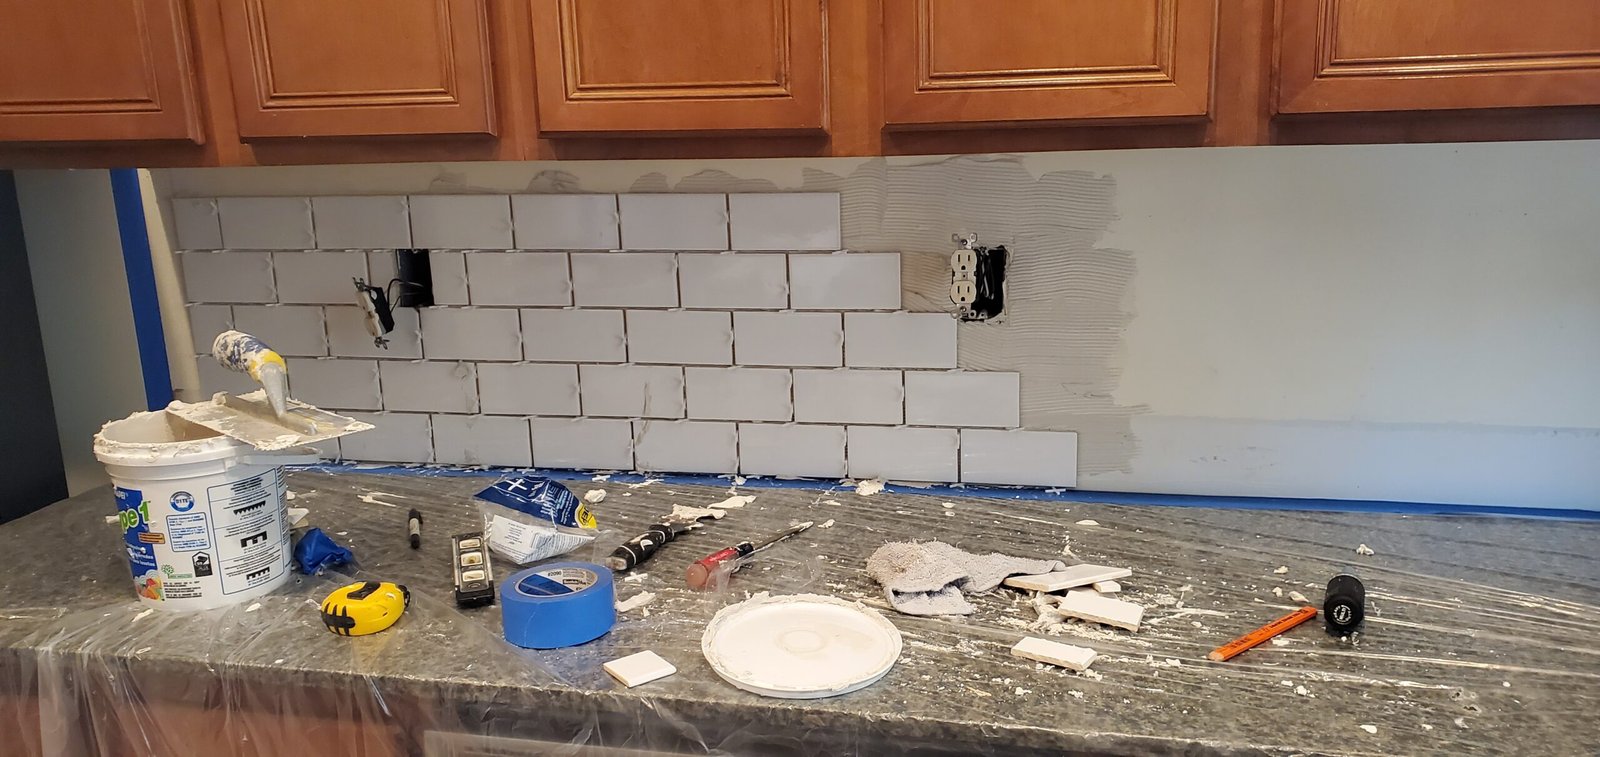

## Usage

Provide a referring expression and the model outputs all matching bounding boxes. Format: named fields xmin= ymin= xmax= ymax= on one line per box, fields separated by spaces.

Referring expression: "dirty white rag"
xmin=866 ymin=541 xmax=1067 ymax=616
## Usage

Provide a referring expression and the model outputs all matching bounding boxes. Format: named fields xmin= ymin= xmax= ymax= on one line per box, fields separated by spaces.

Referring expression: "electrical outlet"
xmin=950 ymin=279 xmax=976 ymax=304
xmin=951 ymin=249 xmax=978 ymax=274
xmin=948 ymin=232 xmax=1007 ymax=322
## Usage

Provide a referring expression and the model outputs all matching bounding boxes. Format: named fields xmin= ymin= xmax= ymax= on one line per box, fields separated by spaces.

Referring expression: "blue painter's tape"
xmin=500 ymin=562 xmax=614 ymax=649
xmin=110 ymin=169 xmax=171 ymax=410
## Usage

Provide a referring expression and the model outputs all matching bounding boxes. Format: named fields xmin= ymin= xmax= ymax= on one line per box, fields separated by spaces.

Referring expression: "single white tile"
xmin=325 ymin=305 xmax=422 ymax=359
xmin=846 ymin=426 xmax=958 ymax=482
xmin=845 ymin=312 xmax=956 ymax=369
xmin=180 ymin=252 xmax=275 ymax=303
xmin=170 ymin=198 xmax=222 ymax=250
xmin=432 ymin=415 xmax=532 ymax=467
xmin=478 ymin=363 xmax=580 ymax=416
xmin=571 ymin=252 xmax=678 ymax=307
xmin=684 ymin=367 xmax=791 ymax=422
xmin=285 ymin=358 xmax=381 ymax=410
xmin=187 ymin=304 xmax=232 ymax=354
xmin=602 ymin=650 xmax=677 ymax=688
xmin=341 ymin=412 xmax=433 ymax=463
xmin=905 ymin=371 xmax=1020 ymax=427
xmin=618 ymin=194 xmax=728 ymax=250
xmin=380 ymin=361 xmax=479 ymax=413
xmin=195 ymin=357 xmax=259 ymax=396
xmin=960 ymin=429 xmax=1079 ymax=487
xmin=365 ymin=250 xmax=396 ymax=289
xmin=512 ymin=194 xmax=619 ymax=250
xmin=217 ymin=197 xmax=314 ymax=250
xmin=732 ymin=311 xmax=841 ymax=367
xmin=409 ymin=195 xmax=513 ymax=249
xmin=632 ymin=420 xmax=737 ymax=474
xmin=429 ymin=251 xmax=470 ymax=305
xmin=1003 ymin=565 xmax=1132 ymax=593
xmin=626 ymin=311 xmax=732 ymax=365
xmin=578 ymin=365 xmax=684 ymax=419
xmin=793 ymin=369 xmax=902 ymax=425
xmin=1060 ymin=588 xmax=1142 ymax=631
xmin=311 ymin=196 xmax=411 ymax=249
xmin=521 ymin=309 xmax=625 ymax=363
xmin=272 ymin=251 xmax=367 ymax=305
xmin=421 ymin=308 xmax=522 ymax=361
xmin=678 ymin=254 xmax=788 ymax=309
xmin=728 ymin=193 xmax=841 ymax=251
xmin=466 ymin=252 xmax=570 ymax=306
xmin=531 ymin=418 xmax=633 ymax=470
xmin=1011 ymin=637 xmax=1097 ymax=672
xmin=789 ymin=253 xmax=899 ymax=310
xmin=738 ymin=423 xmax=845 ymax=478
xmin=231 ymin=305 xmax=327 ymax=357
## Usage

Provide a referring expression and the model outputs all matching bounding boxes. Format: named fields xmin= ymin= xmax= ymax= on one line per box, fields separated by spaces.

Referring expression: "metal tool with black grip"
xmin=607 ymin=523 xmax=681 ymax=572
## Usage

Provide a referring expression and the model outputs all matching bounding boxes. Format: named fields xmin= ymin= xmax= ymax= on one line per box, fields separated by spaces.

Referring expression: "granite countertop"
xmin=2 ymin=470 xmax=1598 ymax=756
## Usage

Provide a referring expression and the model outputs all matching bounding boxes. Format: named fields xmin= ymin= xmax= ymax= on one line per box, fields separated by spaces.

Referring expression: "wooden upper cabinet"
xmin=528 ymin=0 xmax=828 ymax=135
xmin=0 ymin=0 xmax=201 ymax=143
xmin=883 ymin=0 xmax=1219 ymax=128
xmin=1277 ymin=0 xmax=1600 ymax=114
xmin=215 ymin=0 xmax=496 ymax=138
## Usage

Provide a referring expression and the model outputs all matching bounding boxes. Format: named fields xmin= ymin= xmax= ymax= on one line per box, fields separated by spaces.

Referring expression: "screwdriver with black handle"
xmin=685 ymin=522 xmax=813 ymax=591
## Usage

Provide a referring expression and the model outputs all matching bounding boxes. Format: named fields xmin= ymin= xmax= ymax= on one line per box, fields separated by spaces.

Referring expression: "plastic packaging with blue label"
xmin=474 ymin=477 xmax=599 ymax=565
xmin=500 ymin=562 xmax=616 ymax=649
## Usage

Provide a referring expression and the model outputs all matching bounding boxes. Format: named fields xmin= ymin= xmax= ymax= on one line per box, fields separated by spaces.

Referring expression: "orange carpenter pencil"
xmin=1206 ymin=605 xmax=1318 ymax=662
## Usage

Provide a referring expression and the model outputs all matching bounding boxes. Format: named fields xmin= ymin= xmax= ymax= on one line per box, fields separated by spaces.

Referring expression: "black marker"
xmin=408 ymin=509 xmax=423 ymax=549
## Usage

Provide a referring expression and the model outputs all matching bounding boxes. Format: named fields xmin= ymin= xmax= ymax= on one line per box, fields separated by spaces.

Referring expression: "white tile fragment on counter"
xmin=1011 ymin=637 xmax=1097 ymax=671
xmin=602 ymin=650 xmax=678 ymax=688
xmin=1058 ymin=588 xmax=1144 ymax=632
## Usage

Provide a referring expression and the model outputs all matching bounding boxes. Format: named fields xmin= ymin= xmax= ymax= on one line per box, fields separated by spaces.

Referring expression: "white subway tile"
xmin=180 ymin=252 xmax=275 ymax=303
xmin=684 ymin=367 xmax=791 ymax=422
xmin=618 ymin=194 xmax=728 ymax=250
xmin=432 ymin=415 xmax=532 ymax=467
xmin=512 ymin=194 xmax=620 ymax=250
xmin=847 ymin=426 xmax=958 ymax=482
xmin=789 ymin=253 xmax=899 ymax=310
xmin=728 ymin=193 xmax=841 ymax=251
xmin=632 ymin=420 xmax=737 ymax=474
xmin=217 ymin=197 xmax=314 ymax=250
xmin=187 ymin=304 xmax=232 ymax=354
xmin=732 ymin=312 xmax=841 ymax=367
xmin=285 ymin=358 xmax=381 ymax=410
xmin=521 ymin=309 xmax=626 ymax=362
xmin=311 ymin=196 xmax=411 ymax=249
xmin=960 ymin=430 xmax=1079 ymax=487
xmin=467 ymin=252 xmax=570 ymax=306
xmin=325 ymin=305 xmax=422 ymax=359
xmin=531 ymin=418 xmax=633 ymax=470
xmin=380 ymin=361 xmax=478 ymax=413
xmin=792 ymin=369 xmax=902 ymax=425
xmin=626 ymin=310 xmax=732 ymax=365
xmin=478 ymin=363 xmax=580 ymax=416
xmin=341 ymin=412 xmax=432 ymax=463
xmin=272 ymin=251 xmax=367 ymax=305
xmin=230 ymin=305 xmax=327 ymax=357
xmin=571 ymin=252 xmax=678 ymax=307
xmin=170 ymin=198 xmax=222 ymax=250
xmin=421 ymin=308 xmax=522 ymax=361
xmin=305 ymin=437 xmax=340 ymax=461
xmin=678 ymin=254 xmax=788 ymax=309
xmin=408 ymin=195 xmax=513 ymax=249
xmin=904 ymin=371 xmax=1020 ymax=428
xmin=195 ymin=357 xmax=259 ymax=396
xmin=845 ymin=312 xmax=956 ymax=368
xmin=578 ymin=365 xmax=684 ymax=419
xmin=738 ymin=423 xmax=846 ymax=478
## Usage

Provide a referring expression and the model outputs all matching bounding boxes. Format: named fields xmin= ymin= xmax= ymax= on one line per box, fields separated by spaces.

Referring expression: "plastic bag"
xmin=475 ymin=477 xmax=598 ymax=565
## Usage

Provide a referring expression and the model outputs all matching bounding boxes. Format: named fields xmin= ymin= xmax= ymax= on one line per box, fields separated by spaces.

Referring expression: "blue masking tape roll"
xmin=500 ymin=562 xmax=616 ymax=649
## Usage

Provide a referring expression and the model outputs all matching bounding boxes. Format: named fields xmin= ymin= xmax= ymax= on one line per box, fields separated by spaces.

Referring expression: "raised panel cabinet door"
xmin=529 ymin=0 xmax=828 ymax=135
xmin=883 ymin=0 xmax=1218 ymax=128
xmin=0 ymin=0 xmax=201 ymax=142
xmin=1277 ymin=0 xmax=1600 ymax=113
xmin=217 ymin=0 xmax=496 ymax=138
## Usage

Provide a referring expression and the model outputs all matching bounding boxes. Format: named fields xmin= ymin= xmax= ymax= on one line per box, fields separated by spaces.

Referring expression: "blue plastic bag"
xmin=294 ymin=527 xmax=354 ymax=575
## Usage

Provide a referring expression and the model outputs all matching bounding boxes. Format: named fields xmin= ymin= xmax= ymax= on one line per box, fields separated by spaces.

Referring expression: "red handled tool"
xmin=685 ymin=522 xmax=813 ymax=591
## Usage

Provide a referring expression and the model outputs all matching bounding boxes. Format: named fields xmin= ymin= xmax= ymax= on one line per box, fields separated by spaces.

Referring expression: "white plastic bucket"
xmin=93 ymin=410 xmax=312 ymax=611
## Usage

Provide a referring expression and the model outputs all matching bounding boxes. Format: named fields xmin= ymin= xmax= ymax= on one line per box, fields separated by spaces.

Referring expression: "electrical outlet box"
xmin=949 ymin=235 xmax=1006 ymax=321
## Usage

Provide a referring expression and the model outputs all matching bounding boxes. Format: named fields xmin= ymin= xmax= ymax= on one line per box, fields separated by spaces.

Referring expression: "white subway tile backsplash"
xmin=847 ymin=426 xmax=958 ymax=482
xmin=571 ymin=252 xmax=678 ymax=307
xmin=626 ymin=311 xmax=732 ymax=365
xmin=311 ymin=196 xmax=411 ymax=249
xmin=466 ymin=252 xmax=570 ymax=306
xmin=180 ymin=252 xmax=276 ymax=303
xmin=904 ymin=371 xmax=1020 ymax=428
xmin=478 ymin=363 xmax=580 ymax=416
xmin=728 ymin=193 xmax=841 ymax=251
xmin=421 ymin=308 xmax=521 ymax=361
xmin=678 ymin=254 xmax=788 ymax=309
xmin=286 ymin=358 xmax=381 ymax=410
xmin=733 ymin=311 xmax=842 ymax=367
xmin=326 ymin=305 xmax=422 ymax=359
xmin=789 ymin=253 xmax=900 ymax=310
xmin=633 ymin=420 xmax=737 ymax=474
xmin=685 ymin=367 xmax=792 ymax=422
xmin=960 ymin=429 xmax=1079 ymax=487
xmin=217 ymin=197 xmax=314 ymax=250
xmin=521 ymin=309 xmax=626 ymax=362
xmin=793 ymin=369 xmax=903 ymax=425
xmin=341 ymin=412 xmax=433 ymax=463
xmin=618 ymin=194 xmax=728 ymax=250
xmin=380 ymin=361 xmax=478 ymax=413
xmin=432 ymin=415 xmax=532 ymax=467
xmin=845 ymin=312 xmax=956 ymax=368
xmin=739 ymin=423 xmax=846 ymax=478
xmin=409 ymin=195 xmax=513 ymax=249
xmin=531 ymin=417 xmax=633 ymax=470
xmin=171 ymin=198 xmax=222 ymax=250
xmin=231 ymin=305 xmax=327 ymax=357
xmin=578 ymin=365 xmax=685 ymax=419
xmin=512 ymin=194 xmax=620 ymax=250
xmin=195 ymin=357 xmax=259 ymax=396
xmin=272 ymin=251 xmax=367 ymax=305
xmin=187 ymin=304 xmax=232 ymax=354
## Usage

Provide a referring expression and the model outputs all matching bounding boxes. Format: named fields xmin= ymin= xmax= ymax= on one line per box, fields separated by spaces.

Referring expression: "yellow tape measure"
xmin=320 ymin=581 xmax=409 ymax=636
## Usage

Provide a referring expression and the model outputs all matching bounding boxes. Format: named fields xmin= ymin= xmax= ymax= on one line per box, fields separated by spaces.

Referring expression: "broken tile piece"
xmin=1059 ymin=589 xmax=1144 ymax=632
xmin=1003 ymin=564 xmax=1133 ymax=593
xmin=1010 ymin=637 xmax=1097 ymax=672
xmin=1091 ymin=580 xmax=1122 ymax=594
xmin=602 ymin=650 xmax=677 ymax=688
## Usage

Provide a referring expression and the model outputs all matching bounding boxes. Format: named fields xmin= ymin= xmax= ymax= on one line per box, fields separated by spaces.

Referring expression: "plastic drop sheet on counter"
xmin=1 ymin=469 xmax=1599 ymax=756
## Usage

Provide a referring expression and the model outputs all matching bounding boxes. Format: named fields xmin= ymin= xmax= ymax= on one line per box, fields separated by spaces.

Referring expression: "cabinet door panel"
xmin=1277 ymin=0 xmax=1600 ymax=113
xmin=218 ymin=0 xmax=495 ymax=138
xmin=530 ymin=0 xmax=827 ymax=135
xmin=0 ymin=0 xmax=200 ymax=142
xmin=883 ymin=0 xmax=1217 ymax=128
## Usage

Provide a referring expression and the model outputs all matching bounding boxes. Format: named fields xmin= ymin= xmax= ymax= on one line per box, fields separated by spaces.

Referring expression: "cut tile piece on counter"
xmin=1003 ymin=564 xmax=1133 ymax=593
xmin=1092 ymin=580 xmax=1122 ymax=594
xmin=603 ymin=650 xmax=677 ymax=687
xmin=1010 ymin=637 xmax=1097 ymax=672
xmin=1059 ymin=588 xmax=1143 ymax=632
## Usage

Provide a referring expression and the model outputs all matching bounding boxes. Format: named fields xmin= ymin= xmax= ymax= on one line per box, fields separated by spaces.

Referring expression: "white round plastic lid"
xmin=701 ymin=592 xmax=902 ymax=699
